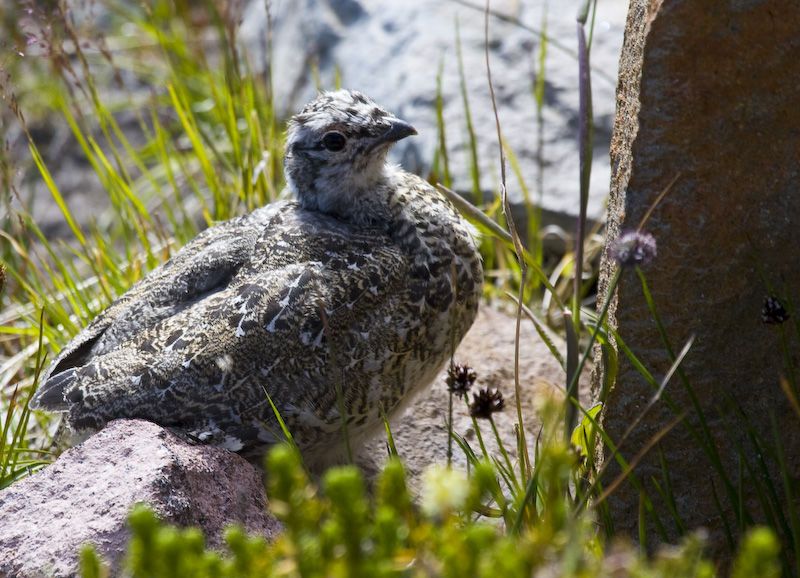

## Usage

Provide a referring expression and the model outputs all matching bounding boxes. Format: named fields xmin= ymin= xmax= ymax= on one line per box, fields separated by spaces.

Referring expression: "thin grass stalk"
xmin=580 ymin=335 xmax=695 ymax=514
xmin=438 ymin=184 xmax=565 ymax=310
xmin=464 ymin=397 xmax=490 ymax=461
xmin=0 ymin=388 xmax=17 ymax=483
xmin=777 ymin=324 xmax=797 ymax=397
xmin=573 ymin=9 xmax=593 ymax=336
xmin=317 ymin=297 xmax=352 ymax=465
xmin=1 ymin=309 xmax=49 ymax=488
xmin=617 ymin=336 xmax=694 ymax=449
xmin=455 ymin=17 xmax=482 ymax=204
xmin=12 ymin=214 xmax=91 ymax=326
xmin=0 ymin=233 xmax=55 ymax=321
xmin=446 ymin=263 xmax=459 ymax=468
xmin=26 ymin=137 xmax=86 ymax=247
xmin=507 ymin=294 xmax=566 ymax=367
xmin=711 ymin=479 xmax=736 ymax=552
xmin=594 ymin=413 xmax=684 ymax=542
xmin=503 ymin=144 xmax=538 ymax=273
xmin=262 ymin=0 xmax=275 ymax=120
xmin=638 ymin=488 xmax=647 ymax=553
xmin=564 ymin=267 xmax=621 ymax=425
xmin=515 ymin=423 xmax=531 ymax=504
xmin=609 ymin=326 xmax=734 ymax=496
xmin=596 ymin=479 xmax=615 ymax=538
xmin=740 ymin=452 xmax=778 ymax=536
xmin=746 ymin=429 xmax=791 ymax=543
xmin=717 ymin=403 xmax=781 ymax=536
xmin=379 ymin=403 xmax=398 ymax=458
xmin=57 ymin=6 xmax=136 ymax=189
xmin=511 ymin=451 xmax=544 ymax=534
xmin=167 ymin=83 xmax=224 ymax=220
xmin=483 ymin=0 xmax=531 ymax=478
xmin=489 ymin=452 xmax=515 ymax=497
xmin=432 ymin=58 xmax=452 ymax=188
xmin=563 ymin=311 xmax=580 ymax=444
xmin=531 ymin=0 xmax=548 ymax=275
xmin=89 ymin=138 xmax=153 ymax=254
xmin=654 ymin=446 xmax=687 ymax=535
xmin=779 ymin=377 xmax=800 ymax=425
xmin=199 ymin=68 xmax=240 ymax=180
xmin=450 ymin=435 xmax=510 ymax=524
xmin=585 ymin=0 xmax=599 ymax=50
xmin=722 ymin=397 xmax=799 ymax=571
xmin=771 ymin=414 xmax=800 ymax=574
xmin=452 ymin=430 xmax=482 ymax=468
xmin=150 ymin=108 xmax=188 ymax=235
xmin=262 ymin=388 xmax=309 ymax=479
xmin=164 ymin=136 xmax=213 ymax=223
xmin=447 ymin=389 xmax=454 ymax=468
xmin=578 ymin=403 xmax=670 ymax=513
xmin=635 ymin=267 xmax=748 ymax=520
xmin=487 ymin=416 xmax=519 ymax=494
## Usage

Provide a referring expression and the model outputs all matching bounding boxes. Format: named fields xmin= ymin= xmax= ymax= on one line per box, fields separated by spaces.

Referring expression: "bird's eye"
xmin=322 ymin=131 xmax=346 ymax=151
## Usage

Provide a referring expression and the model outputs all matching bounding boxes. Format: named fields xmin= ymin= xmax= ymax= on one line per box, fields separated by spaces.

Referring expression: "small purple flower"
xmin=446 ymin=363 xmax=477 ymax=398
xmin=762 ymin=296 xmax=789 ymax=325
xmin=469 ymin=388 xmax=505 ymax=420
xmin=607 ymin=230 xmax=657 ymax=269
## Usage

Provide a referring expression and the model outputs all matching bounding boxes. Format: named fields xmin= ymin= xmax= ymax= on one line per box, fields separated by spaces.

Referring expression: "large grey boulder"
xmin=240 ymin=0 xmax=628 ymax=224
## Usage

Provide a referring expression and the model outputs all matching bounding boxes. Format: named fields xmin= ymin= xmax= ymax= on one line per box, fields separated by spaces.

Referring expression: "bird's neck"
xmin=288 ymin=163 xmax=399 ymax=227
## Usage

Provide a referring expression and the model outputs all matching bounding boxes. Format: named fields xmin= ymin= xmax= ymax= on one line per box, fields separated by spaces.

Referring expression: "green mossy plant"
xmin=78 ymin=444 xmax=780 ymax=578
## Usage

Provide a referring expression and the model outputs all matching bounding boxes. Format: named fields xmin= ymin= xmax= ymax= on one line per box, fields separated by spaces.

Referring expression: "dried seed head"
xmin=469 ymin=388 xmax=505 ymax=420
xmin=762 ymin=296 xmax=789 ymax=324
xmin=607 ymin=230 xmax=657 ymax=269
xmin=445 ymin=363 xmax=477 ymax=398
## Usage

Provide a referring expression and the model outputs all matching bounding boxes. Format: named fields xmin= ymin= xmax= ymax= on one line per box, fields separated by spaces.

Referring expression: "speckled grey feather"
xmin=32 ymin=90 xmax=483 ymax=468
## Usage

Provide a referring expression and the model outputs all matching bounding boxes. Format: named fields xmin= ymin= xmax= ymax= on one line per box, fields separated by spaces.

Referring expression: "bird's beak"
xmin=381 ymin=119 xmax=418 ymax=143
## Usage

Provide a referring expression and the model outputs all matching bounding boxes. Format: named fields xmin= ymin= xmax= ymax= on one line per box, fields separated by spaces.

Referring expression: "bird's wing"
xmin=37 ymin=209 xmax=413 ymax=446
xmin=33 ymin=204 xmax=284 ymax=410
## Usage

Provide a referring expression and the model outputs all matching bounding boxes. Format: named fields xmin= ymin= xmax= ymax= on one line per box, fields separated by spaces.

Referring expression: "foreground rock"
xmin=597 ymin=0 xmax=800 ymax=567
xmin=0 ymin=419 xmax=279 ymax=578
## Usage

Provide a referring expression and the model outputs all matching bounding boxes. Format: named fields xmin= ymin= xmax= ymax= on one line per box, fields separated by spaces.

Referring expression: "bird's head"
xmin=284 ymin=89 xmax=417 ymax=224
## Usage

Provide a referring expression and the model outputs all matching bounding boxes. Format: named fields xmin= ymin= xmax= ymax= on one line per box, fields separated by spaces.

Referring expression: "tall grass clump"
xmin=0 ymin=0 xmax=283 ymax=448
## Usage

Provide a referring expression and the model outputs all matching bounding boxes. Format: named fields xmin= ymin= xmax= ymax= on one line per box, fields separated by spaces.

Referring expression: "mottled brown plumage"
xmin=32 ymin=90 xmax=483 ymax=468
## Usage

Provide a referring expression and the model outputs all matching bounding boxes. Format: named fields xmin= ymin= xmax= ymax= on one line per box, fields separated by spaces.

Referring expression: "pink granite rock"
xmin=597 ymin=0 xmax=800 ymax=568
xmin=0 ymin=419 xmax=279 ymax=578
